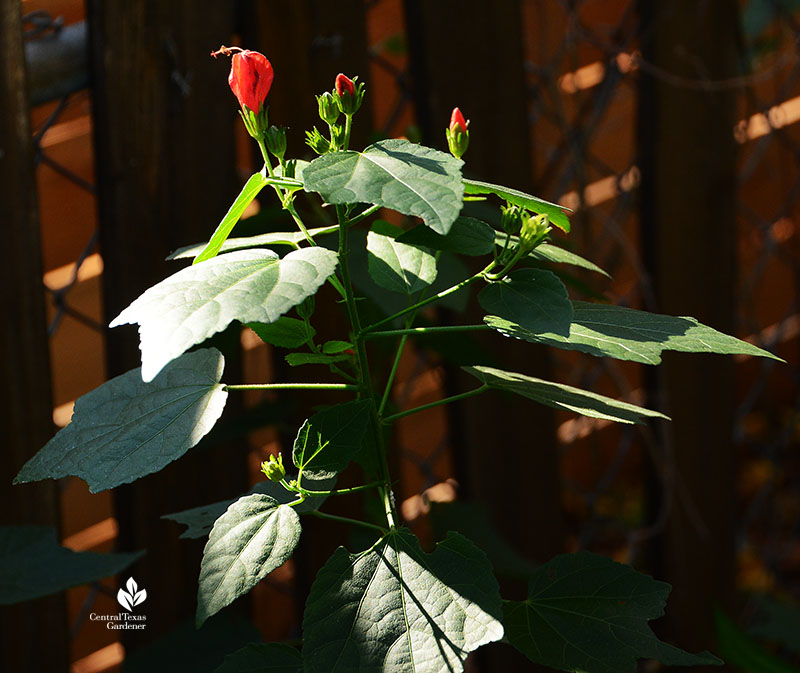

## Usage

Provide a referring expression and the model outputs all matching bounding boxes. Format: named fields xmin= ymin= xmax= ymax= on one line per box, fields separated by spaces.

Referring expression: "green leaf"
xmin=367 ymin=220 xmax=437 ymax=295
xmin=303 ymin=139 xmax=464 ymax=234
xmin=322 ymin=340 xmax=353 ymax=354
xmin=285 ymin=352 xmax=350 ymax=367
xmin=485 ymin=301 xmax=782 ymax=365
xmin=194 ymin=172 xmax=269 ymax=264
xmin=0 ymin=526 xmax=142 ymax=604
xmin=163 ymin=475 xmax=335 ymax=540
xmin=15 ymin=348 xmax=227 ymax=493
xmin=111 ymin=248 xmax=338 ymax=381
xmin=464 ymin=365 xmax=668 ymax=424
xmin=716 ymin=609 xmax=798 ymax=673
xmin=399 ymin=216 xmax=495 ymax=256
xmin=215 ymin=643 xmax=302 ymax=673
xmin=197 ymin=494 xmax=301 ymax=626
xmin=463 ymin=178 xmax=571 ymax=232
xmin=529 ymin=242 xmax=611 ymax=277
xmin=247 ymin=318 xmax=314 ymax=349
xmin=168 ymin=226 xmax=338 ymax=260
xmin=504 ymin=551 xmax=722 ymax=673
xmin=478 ymin=268 xmax=573 ymax=337
xmin=302 ymin=529 xmax=503 ymax=673
xmin=293 ymin=400 xmax=372 ymax=479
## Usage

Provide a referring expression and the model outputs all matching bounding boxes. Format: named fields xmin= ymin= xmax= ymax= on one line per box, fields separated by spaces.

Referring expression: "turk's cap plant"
xmin=10 ymin=45 xmax=785 ymax=673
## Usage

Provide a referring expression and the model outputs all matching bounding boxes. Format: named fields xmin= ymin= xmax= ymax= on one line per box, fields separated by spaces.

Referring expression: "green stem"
xmin=364 ymin=324 xmax=491 ymax=340
xmin=224 ymin=383 xmax=358 ymax=392
xmin=346 ymin=203 xmax=381 ymax=227
xmin=343 ymin=114 xmax=353 ymax=150
xmin=336 ymin=204 xmax=398 ymax=529
xmin=382 ymin=384 xmax=489 ymax=424
xmin=308 ymin=510 xmax=387 ymax=535
xmin=297 ymin=481 xmax=385 ymax=497
xmin=379 ymin=331 xmax=408 ymax=416
xmin=360 ymin=268 xmax=489 ymax=335
xmin=256 ymin=139 xmax=276 ymax=178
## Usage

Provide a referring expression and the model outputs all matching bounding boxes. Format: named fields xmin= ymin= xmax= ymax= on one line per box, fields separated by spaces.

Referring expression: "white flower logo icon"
xmin=117 ymin=577 xmax=147 ymax=612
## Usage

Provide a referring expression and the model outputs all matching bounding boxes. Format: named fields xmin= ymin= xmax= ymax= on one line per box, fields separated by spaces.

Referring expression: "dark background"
xmin=2 ymin=1 xmax=798 ymax=671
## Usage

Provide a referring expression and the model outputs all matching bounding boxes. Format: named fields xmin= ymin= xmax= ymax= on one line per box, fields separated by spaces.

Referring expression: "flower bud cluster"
xmin=261 ymin=454 xmax=286 ymax=482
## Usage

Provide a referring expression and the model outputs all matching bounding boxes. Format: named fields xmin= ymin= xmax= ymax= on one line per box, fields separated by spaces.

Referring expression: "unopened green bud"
xmin=501 ymin=204 xmax=524 ymax=235
xmin=317 ymin=92 xmax=340 ymax=125
xmin=264 ymin=125 xmax=287 ymax=160
xmin=330 ymin=124 xmax=346 ymax=149
xmin=261 ymin=454 xmax=285 ymax=482
xmin=305 ymin=127 xmax=330 ymax=155
xmin=519 ymin=214 xmax=551 ymax=253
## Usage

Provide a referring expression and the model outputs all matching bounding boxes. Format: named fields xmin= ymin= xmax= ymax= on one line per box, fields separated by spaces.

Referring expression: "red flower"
xmin=335 ymin=73 xmax=355 ymax=97
xmin=228 ymin=50 xmax=273 ymax=112
xmin=449 ymin=107 xmax=467 ymax=134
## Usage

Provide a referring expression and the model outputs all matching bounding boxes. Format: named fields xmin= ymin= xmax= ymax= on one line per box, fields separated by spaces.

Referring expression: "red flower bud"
xmin=228 ymin=50 xmax=273 ymax=113
xmin=335 ymin=73 xmax=355 ymax=97
xmin=449 ymin=107 xmax=467 ymax=134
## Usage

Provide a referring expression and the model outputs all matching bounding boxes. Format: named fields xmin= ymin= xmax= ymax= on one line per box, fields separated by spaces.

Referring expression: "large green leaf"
xmin=292 ymin=400 xmax=372 ymax=479
xmin=167 ymin=226 xmax=338 ymax=260
xmin=15 ymin=348 xmax=227 ymax=493
xmin=0 ymin=526 xmax=142 ymax=604
xmin=163 ymin=475 xmax=335 ymax=539
xmin=485 ymin=301 xmax=782 ymax=365
xmin=478 ymin=268 xmax=573 ymax=337
xmin=302 ymin=529 xmax=503 ymax=673
xmin=367 ymin=220 xmax=437 ymax=295
xmin=197 ymin=494 xmax=301 ymax=626
xmin=111 ymin=247 xmax=338 ymax=381
xmin=464 ymin=365 xmax=668 ymax=424
xmin=303 ymin=139 xmax=464 ymax=234
xmin=194 ymin=171 xmax=268 ymax=264
xmin=504 ymin=551 xmax=722 ymax=673
xmin=399 ymin=216 xmax=495 ymax=256
xmin=463 ymin=178 xmax=571 ymax=232
xmin=247 ymin=317 xmax=315 ymax=349
xmin=215 ymin=643 xmax=302 ymax=673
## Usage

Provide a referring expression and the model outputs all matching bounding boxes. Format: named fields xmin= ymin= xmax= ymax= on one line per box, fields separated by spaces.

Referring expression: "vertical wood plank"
xmin=0 ymin=0 xmax=68 ymax=669
xmin=405 ymin=2 xmax=564 ymax=669
xmin=88 ymin=0 xmax=244 ymax=644
xmin=638 ymin=0 xmax=739 ymax=655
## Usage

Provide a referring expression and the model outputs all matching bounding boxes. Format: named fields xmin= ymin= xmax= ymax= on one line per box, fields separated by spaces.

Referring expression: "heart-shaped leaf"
xmin=197 ymin=494 xmax=301 ymax=626
xmin=302 ymin=529 xmax=503 ymax=673
xmin=111 ymin=247 xmax=338 ymax=381
xmin=303 ymin=139 xmax=464 ymax=235
xmin=15 ymin=349 xmax=228 ymax=492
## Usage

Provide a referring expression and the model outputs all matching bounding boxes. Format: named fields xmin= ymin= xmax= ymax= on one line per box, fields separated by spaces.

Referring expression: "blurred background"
xmin=2 ymin=1 xmax=798 ymax=671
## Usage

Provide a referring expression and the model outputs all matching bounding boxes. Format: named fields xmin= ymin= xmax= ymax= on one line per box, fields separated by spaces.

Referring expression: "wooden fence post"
xmin=0 ymin=0 xmax=68 ymax=669
xmin=638 ymin=1 xmax=739 ymax=655
xmin=88 ymin=0 xmax=243 ymax=644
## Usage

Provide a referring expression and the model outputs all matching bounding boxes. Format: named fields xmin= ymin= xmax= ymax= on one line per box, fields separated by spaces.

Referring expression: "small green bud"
xmin=305 ymin=127 xmax=330 ymax=155
xmin=317 ymin=92 xmax=340 ymax=125
xmin=261 ymin=454 xmax=285 ymax=482
xmin=283 ymin=158 xmax=296 ymax=179
xmin=519 ymin=213 xmax=551 ymax=253
xmin=330 ymin=123 xmax=346 ymax=149
xmin=501 ymin=204 xmax=524 ymax=236
xmin=264 ymin=125 xmax=287 ymax=160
